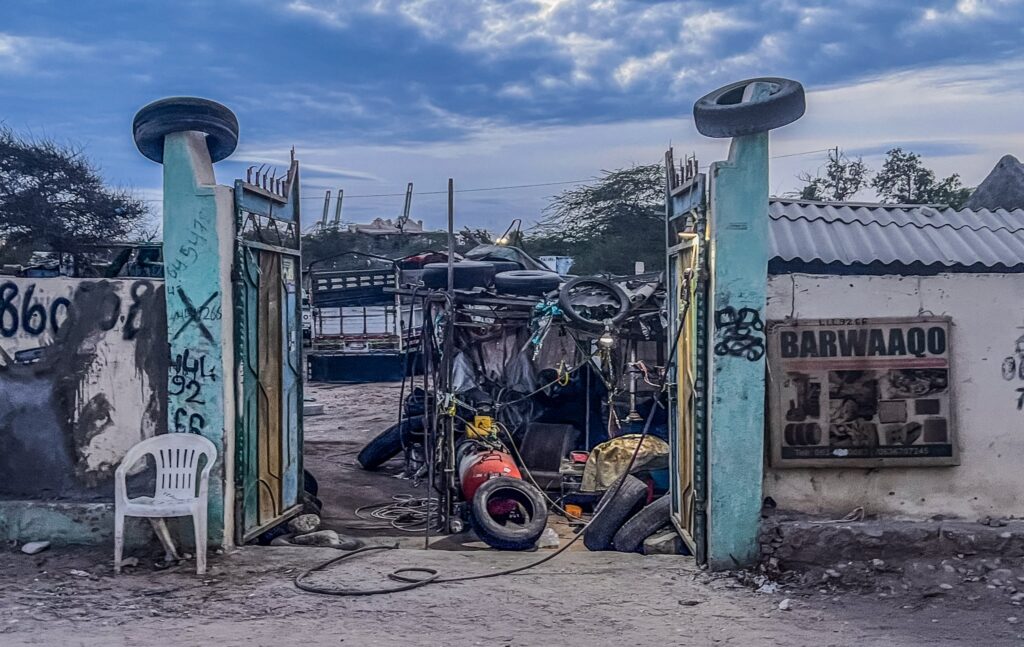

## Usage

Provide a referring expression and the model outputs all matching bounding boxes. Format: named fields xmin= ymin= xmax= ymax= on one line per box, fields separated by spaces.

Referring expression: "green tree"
xmin=797 ymin=148 xmax=869 ymax=201
xmin=531 ymin=164 xmax=664 ymax=274
xmin=871 ymin=147 xmax=972 ymax=208
xmin=0 ymin=127 xmax=149 ymax=263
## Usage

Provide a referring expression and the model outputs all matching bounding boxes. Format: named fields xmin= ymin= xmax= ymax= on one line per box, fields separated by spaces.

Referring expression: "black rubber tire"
xmin=693 ymin=77 xmax=805 ymax=139
xmin=421 ymin=261 xmax=496 ymax=290
xmin=470 ymin=477 xmax=548 ymax=551
xmin=133 ymin=97 xmax=239 ymax=163
xmin=357 ymin=424 xmax=404 ymax=470
xmin=612 ymin=494 xmax=672 ymax=553
xmin=558 ymin=276 xmax=631 ymax=331
xmin=303 ymin=469 xmax=319 ymax=497
xmin=488 ymin=261 xmax=522 ymax=274
xmin=494 ymin=270 xmax=562 ymax=296
xmin=583 ymin=474 xmax=647 ymax=551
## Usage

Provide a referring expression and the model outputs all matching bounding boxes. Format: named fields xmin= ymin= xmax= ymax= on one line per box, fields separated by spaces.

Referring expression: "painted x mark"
xmin=174 ymin=287 xmax=217 ymax=342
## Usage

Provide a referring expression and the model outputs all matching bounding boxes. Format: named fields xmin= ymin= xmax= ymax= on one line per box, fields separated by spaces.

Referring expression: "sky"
xmin=1 ymin=0 xmax=1023 ymax=233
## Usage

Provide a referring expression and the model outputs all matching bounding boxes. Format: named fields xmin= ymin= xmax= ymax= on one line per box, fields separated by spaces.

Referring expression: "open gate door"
xmin=234 ymin=159 xmax=305 ymax=543
xmin=665 ymin=150 xmax=708 ymax=564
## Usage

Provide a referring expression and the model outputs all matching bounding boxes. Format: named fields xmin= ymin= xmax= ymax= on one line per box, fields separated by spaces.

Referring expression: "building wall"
xmin=764 ymin=272 xmax=1024 ymax=519
xmin=0 ymin=277 xmax=167 ymax=501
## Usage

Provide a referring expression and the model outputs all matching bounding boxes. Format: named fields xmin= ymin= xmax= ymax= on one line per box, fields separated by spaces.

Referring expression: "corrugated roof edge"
xmin=770 ymin=198 xmax=1024 ymax=233
xmin=769 ymin=258 xmax=1024 ymax=275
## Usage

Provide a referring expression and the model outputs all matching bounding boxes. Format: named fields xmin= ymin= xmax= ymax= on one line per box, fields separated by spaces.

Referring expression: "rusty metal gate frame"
xmin=665 ymin=149 xmax=709 ymax=565
xmin=233 ymin=160 xmax=305 ymax=544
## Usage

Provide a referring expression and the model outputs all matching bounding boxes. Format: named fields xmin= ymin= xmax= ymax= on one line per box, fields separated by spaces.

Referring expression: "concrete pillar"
xmin=160 ymin=131 xmax=236 ymax=547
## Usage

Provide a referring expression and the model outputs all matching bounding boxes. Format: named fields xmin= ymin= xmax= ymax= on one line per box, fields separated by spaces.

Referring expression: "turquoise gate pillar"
xmin=133 ymin=99 xmax=240 ymax=547
xmin=693 ymin=79 xmax=805 ymax=569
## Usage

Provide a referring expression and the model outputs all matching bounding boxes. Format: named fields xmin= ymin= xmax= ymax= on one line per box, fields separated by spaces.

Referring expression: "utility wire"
xmin=138 ymin=148 xmax=832 ymax=203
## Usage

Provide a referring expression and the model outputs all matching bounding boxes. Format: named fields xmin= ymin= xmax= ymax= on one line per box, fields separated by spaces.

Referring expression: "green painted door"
xmin=233 ymin=163 xmax=304 ymax=543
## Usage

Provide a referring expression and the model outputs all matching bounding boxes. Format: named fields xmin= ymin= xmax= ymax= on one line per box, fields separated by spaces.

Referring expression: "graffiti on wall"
xmin=714 ymin=306 xmax=766 ymax=361
xmin=1001 ymin=327 xmax=1024 ymax=411
xmin=0 ymin=278 xmax=167 ymax=499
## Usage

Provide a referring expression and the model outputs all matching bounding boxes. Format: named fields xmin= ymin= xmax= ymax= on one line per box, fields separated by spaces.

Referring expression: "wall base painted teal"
xmin=0 ymin=501 xmax=154 ymax=549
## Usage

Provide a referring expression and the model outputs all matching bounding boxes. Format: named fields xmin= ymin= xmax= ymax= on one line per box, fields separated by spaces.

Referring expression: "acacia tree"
xmin=531 ymin=164 xmax=665 ymax=274
xmin=797 ymin=148 xmax=869 ymax=201
xmin=871 ymin=147 xmax=972 ymax=208
xmin=0 ymin=127 xmax=149 ymax=263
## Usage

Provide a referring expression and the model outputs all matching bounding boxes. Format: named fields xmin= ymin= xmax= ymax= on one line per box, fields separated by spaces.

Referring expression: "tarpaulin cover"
xmin=581 ymin=434 xmax=670 ymax=492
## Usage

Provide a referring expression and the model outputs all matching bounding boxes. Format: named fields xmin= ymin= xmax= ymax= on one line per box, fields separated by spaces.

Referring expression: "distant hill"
xmin=964 ymin=154 xmax=1024 ymax=211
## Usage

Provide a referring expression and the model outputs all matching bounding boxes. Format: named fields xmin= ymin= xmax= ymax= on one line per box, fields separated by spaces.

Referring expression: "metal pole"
xmin=444 ymin=179 xmax=456 ymax=533
xmin=321 ymin=190 xmax=331 ymax=229
xmin=332 ymin=189 xmax=344 ymax=228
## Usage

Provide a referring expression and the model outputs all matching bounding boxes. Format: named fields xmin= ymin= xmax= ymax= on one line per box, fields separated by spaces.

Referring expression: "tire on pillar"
xmin=133 ymin=97 xmax=239 ymax=163
xmin=692 ymin=77 xmax=805 ymax=139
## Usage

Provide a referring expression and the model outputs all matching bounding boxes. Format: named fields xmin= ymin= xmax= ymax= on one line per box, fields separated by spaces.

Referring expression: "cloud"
xmin=0 ymin=33 xmax=92 ymax=74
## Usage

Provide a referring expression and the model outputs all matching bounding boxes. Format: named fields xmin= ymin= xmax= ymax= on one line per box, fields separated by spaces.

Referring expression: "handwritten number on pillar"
xmin=173 ymin=287 xmax=216 ymax=342
xmin=174 ymin=407 xmax=206 ymax=434
xmin=713 ymin=306 xmax=766 ymax=361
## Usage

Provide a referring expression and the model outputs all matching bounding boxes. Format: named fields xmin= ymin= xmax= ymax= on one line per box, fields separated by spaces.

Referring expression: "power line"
xmin=137 ymin=147 xmax=831 ymax=202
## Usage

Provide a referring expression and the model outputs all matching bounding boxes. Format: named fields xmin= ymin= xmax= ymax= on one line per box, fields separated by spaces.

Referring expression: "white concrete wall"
xmin=0 ymin=276 xmax=166 ymax=497
xmin=764 ymin=272 xmax=1024 ymax=520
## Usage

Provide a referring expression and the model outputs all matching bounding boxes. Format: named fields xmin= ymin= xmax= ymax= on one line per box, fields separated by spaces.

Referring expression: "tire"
xmin=357 ymin=424 xmax=404 ymax=470
xmin=421 ymin=261 xmax=496 ymax=290
xmin=692 ymin=77 xmax=805 ymax=139
xmin=583 ymin=474 xmax=647 ymax=551
xmin=612 ymin=495 xmax=672 ymax=553
xmin=488 ymin=261 xmax=522 ymax=274
xmin=558 ymin=276 xmax=631 ymax=331
xmin=470 ymin=477 xmax=548 ymax=551
xmin=303 ymin=469 xmax=319 ymax=497
xmin=133 ymin=97 xmax=239 ymax=163
xmin=494 ymin=270 xmax=562 ymax=296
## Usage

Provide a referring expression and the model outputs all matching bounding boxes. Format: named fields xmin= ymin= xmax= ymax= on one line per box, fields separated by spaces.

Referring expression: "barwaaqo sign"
xmin=767 ymin=317 xmax=958 ymax=468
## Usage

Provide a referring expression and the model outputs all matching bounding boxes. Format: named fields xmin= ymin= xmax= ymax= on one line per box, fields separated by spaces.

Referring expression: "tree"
xmin=532 ymin=164 xmax=664 ymax=274
xmin=0 ymin=127 xmax=149 ymax=263
xmin=797 ymin=148 xmax=869 ymax=201
xmin=871 ymin=147 xmax=972 ymax=208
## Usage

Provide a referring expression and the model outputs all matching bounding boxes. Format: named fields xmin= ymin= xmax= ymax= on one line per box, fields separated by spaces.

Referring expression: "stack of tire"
xmin=583 ymin=475 xmax=672 ymax=553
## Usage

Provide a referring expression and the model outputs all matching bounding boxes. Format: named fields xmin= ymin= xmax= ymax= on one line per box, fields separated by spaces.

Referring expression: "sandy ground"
xmin=3 ymin=544 xmax=1024 ymax=646
xmin=2 ymin=382 xmax=1023 ymax=645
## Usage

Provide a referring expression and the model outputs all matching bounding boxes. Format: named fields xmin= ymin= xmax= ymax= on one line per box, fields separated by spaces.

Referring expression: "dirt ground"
xmin=3 ymin=382 xmax=1024 ymax=645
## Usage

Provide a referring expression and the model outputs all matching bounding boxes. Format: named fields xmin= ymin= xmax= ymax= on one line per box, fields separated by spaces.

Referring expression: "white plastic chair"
xmin=114 ymin=433 xmax=217 ymax=575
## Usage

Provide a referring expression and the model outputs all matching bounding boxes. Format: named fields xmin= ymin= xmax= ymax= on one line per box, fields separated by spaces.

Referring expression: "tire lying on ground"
xmin=356 ymin=416 xmax=425 ymax=470
xmin=421 ymin=261 xmax=496 ymax=290
xmin=692 ymin=77 xmax=805 ymax=139
xmin=494 ymin=270 xmax=562 ymax=296
xmin=583 ymin=474 xmax=648 ymax=551
xmin=612 ymin=494 xmax=672 ymax=553
xmin=470 ymin=476 xmax=548 ymax=551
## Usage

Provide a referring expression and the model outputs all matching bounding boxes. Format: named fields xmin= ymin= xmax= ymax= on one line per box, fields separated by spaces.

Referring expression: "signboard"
xmin=768 ymin=317 xmax=957 ymax=468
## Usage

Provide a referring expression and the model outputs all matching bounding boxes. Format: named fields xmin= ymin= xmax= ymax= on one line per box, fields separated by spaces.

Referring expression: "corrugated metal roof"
xmin=768 ymin=199 xmax=1024 ymax=269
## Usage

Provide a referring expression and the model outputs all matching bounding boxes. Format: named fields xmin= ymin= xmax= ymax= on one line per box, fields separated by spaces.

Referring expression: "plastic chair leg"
xmin=149 ymin=518 xmax=182 ymax=562
xmin=113 ymin=510 xmax=125 ymax=574
xmin=193 ymin=509 xmax=208 ymax=575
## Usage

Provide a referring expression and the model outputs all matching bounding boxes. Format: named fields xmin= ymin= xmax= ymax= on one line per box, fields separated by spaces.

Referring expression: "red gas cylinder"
xmin=458 ymin=448 xmax=521 ymax=501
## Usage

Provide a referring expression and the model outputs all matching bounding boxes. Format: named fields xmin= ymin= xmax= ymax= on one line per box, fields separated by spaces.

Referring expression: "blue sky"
xmin=2 ymin=0 xmax=1023 ymax=232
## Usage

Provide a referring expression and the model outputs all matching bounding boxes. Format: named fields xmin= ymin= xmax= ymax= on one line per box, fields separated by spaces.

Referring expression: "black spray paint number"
xmin=0 ymin=282 xmax=72 ymax=338
xmin=0 ymin=280 xmax=151 ymax=340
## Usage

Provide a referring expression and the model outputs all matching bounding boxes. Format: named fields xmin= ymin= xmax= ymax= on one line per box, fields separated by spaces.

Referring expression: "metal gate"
xmin=233 ymin=160 xmax=304 ymax=543
xmin=665 ymin=150 xmax=708 ymax=563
